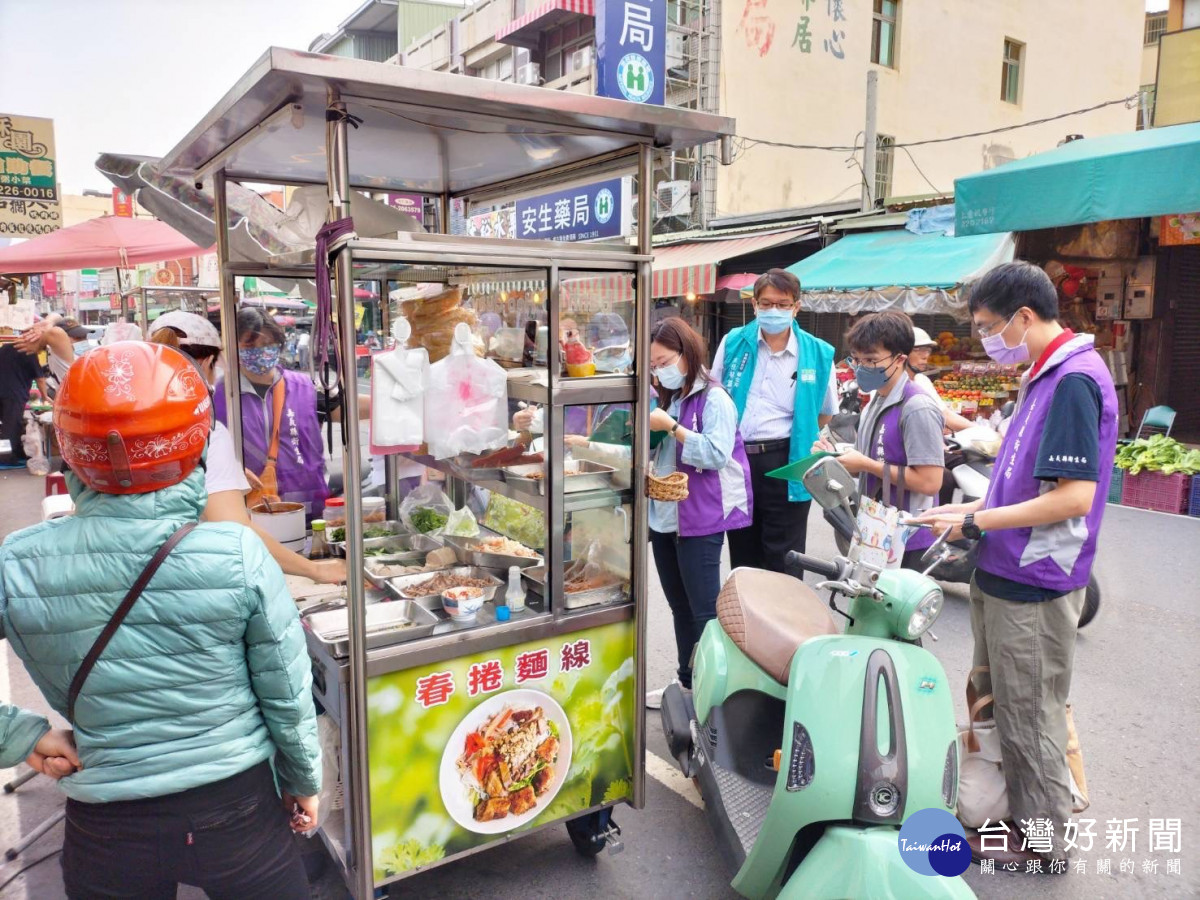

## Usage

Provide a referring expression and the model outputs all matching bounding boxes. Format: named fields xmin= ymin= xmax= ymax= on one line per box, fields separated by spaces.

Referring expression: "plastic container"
xmin=322 ymin=497 xmax=346 ymax=527
xmin=1107 ymin=466 xmax=1124 ymax=505
xmin=308 ymin=520 xmax=331 ymax=560
xmin=361 ymin=497 xmax=386 ymax=523
xmin=1120 ymin=470 xmax=1190 ymax=514
xmin=505 ymin=564 xmax=526 ymax=612
xmin=1189 ymin=475 xmax=1200 ymax=518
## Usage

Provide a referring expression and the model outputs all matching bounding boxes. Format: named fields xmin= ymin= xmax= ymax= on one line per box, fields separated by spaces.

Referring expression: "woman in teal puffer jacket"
xmin=0 ymin=342 xmax=321 ymax=899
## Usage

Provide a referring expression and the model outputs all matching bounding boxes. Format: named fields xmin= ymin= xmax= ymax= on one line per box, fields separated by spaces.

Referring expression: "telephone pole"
xmin=861 ymin=70 xmax=879 ymax=212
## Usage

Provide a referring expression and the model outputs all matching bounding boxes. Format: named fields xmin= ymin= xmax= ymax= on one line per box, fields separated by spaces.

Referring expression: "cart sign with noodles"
xmin=366 ymin=620 xmax=636 ymax=883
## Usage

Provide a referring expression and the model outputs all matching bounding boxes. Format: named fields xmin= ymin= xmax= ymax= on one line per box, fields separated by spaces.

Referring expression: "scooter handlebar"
xmin=784 ymin=551 xmax=842 ymax=582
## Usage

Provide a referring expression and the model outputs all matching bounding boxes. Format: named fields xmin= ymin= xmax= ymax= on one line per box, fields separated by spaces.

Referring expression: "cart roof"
xmin=159 ymin=48 xmax=735 ymax=195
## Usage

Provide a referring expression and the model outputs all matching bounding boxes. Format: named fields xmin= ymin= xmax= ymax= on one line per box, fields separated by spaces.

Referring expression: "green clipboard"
xmin=587 ymin=405 xmax=667 ymax=450
xmin=766 ymin=450 xmax=841 ymax=482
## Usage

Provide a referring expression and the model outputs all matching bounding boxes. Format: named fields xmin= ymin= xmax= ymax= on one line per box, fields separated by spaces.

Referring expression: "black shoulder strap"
xmin=66 ymin=522 xmax=198 ymax=724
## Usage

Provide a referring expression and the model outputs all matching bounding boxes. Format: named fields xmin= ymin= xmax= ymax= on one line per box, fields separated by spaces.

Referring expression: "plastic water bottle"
xmin=506 ymin=565 xmax=526 ymax=612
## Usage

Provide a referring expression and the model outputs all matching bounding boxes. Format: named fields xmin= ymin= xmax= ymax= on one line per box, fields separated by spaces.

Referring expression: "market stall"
xmin=157 ymin=48 xmax=733 ymax=897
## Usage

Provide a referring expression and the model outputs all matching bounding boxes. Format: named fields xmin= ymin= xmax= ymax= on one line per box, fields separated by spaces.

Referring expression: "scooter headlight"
xmin=905 ymin=589 xmax=944 ymax=639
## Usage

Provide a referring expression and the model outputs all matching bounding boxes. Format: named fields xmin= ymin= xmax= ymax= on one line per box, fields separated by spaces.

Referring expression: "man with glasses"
xmin=711 ymin=269 xmax=837 ymax=572
xmin=918 ymin=261 xmax=1117 ymax=864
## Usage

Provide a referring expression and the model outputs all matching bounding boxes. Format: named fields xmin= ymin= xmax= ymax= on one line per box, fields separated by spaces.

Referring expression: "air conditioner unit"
xmin=666 ymin=31 xmax=686 ymax=71
xmin=655 ymin=180 xmax=692 ymax=218
xmin=571 ymin=46 xmax=592 ymax=72
xmin=516 ymin=63 xmax=541 ymax=85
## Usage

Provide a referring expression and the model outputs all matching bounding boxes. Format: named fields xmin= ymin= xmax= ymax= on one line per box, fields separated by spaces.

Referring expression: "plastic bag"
xmin=483 ymin=493 xmax=546 ymax=550
xmin=399 ymin=483 xmax=454 ymax=535
xmin=444 ymin=505 xmax=480 ymax=538
xmin=22 ymin=416 xmax=48 ymax=476
xmin=852 ymin=496 xmax=909 ymax=570
xmin=370 ymin=319 xmax=429 ymax=455
xmin=423 ymin=322 xmax=509 ymax=459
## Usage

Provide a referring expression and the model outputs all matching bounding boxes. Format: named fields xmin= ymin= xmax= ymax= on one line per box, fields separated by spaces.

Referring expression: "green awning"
xmin=759 ymin=228 xmax=1014 ymax=319
xmin=955 ymin=122 xmax=1200 ymax=236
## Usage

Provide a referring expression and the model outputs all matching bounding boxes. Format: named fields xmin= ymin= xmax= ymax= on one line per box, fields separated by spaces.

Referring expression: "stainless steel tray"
xmin=331 ymin=525 xmax=434 ymax=558
xmin=520 ymin=565 xmax=629 ymax=610
xmin=503 ymin=460 xmax=616 ymax=495
xmin=441 ymin=534 xmax=543 ymax=570
xmin=384 ymin=566 xmax=504 ymax=604
xmin=303 ymin=600 xmax=440 ymax=656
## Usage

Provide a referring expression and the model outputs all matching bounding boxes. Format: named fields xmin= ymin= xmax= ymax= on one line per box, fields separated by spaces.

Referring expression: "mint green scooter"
xmin=659 ymin=458 xmax=975 ymax=899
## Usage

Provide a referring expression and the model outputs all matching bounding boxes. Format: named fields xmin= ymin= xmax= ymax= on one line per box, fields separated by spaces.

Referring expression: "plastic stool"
xmin=42 ymin=494 xmax=75 ymax=520
xmin=45 ymin=472 xmax=68 ymax=496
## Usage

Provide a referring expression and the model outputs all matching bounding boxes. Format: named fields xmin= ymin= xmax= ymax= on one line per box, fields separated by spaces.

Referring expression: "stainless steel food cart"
xmin=158 ymin=48 xmax=733 ymax=898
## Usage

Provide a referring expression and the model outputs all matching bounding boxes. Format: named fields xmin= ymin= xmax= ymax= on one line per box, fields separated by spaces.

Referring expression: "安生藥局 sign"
xmin=596 ymin=0 xmax=667 ymax=106
xmin=0 ymin=114 xmax=61 ymax=237
xmin=515 ymin=177 xmax=632 ymax=243
xmin=366 ymin=619 xmax=637 ymax=884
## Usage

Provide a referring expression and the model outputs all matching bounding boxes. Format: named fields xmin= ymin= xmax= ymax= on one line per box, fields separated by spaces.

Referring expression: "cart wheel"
xmin=567 ymin=808 xmax=616 ymax=858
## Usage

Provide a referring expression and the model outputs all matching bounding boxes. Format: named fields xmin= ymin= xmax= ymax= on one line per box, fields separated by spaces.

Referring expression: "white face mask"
xmin=654 ymin=362 xmax=686 ymax=390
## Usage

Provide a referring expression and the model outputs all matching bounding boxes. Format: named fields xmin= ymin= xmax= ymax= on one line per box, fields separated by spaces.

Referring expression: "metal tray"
xmin=520 ymin=565 xmax=629 ymax=610
xmin=331 ymin=524 xmax=433 ymax=558
xmin=384 ymin=566 xmax=504 ymax=604
xmin=303 ymin=601 xmax=440 ymax=656
xmin=503 ymin=460 xmax=616 ymax=495
xmin=441 ymin=534 xmax=543 ymax=570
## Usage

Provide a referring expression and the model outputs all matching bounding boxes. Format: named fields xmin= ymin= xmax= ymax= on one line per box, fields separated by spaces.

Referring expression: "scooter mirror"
xmin=802 ymin=456 xmax=857 ymax=512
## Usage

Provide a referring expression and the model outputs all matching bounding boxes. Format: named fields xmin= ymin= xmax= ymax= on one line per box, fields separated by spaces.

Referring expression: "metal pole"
xmin=631 ymin=142 xmax=653 ymax=809
xmin=140 ymin=288 xmax=150 ymax=337
xmin=213 ymin=169 xmax=243 ymax=464
xmin=328 ymin=91 xmax=375 ymax=900
xmin=861 ymin=70 xmax=879 ymax=212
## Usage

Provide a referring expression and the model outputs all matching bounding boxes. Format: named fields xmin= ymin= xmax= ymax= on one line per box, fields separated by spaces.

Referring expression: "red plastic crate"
xmin=1121 ymin=470 xmax=1190 ymax=514
xmin=1189 ymin=475 xmax=1200 ymax=518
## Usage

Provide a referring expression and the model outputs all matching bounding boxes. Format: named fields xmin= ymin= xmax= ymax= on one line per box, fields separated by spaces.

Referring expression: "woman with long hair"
xmin=645 ymin=317 xmax=753 ymax=708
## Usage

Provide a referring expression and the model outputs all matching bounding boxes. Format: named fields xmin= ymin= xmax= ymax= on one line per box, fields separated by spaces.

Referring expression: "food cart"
xmin=157 ymin=49 xmax=734 ymax=897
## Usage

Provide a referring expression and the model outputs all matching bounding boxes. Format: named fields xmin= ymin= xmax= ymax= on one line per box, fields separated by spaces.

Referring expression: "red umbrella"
xmin=0 ymin=216 xmax=211 ymax=275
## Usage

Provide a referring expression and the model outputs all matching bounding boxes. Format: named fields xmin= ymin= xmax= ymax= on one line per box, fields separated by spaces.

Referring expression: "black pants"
xmin=0 ymin=396 xmax=27 ymax=464
xmin=651 ymin=529 xmax=725 ymax=689
xmin=727 ymin=445 xmax=811 ymax=573
xmin=62 ymin=761 xmax=309 ymax=900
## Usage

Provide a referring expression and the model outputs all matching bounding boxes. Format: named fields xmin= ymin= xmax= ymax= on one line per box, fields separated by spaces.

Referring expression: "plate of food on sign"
xmin=439 ymin=688 xmax=573 ymax=834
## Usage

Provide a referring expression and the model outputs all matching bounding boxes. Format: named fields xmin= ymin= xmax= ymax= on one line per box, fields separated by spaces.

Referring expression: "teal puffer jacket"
xmin=0 ymin=468 xmax=321 ymax=803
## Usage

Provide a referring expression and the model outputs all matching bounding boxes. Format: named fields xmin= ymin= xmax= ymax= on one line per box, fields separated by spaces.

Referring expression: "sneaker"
xmin=645 ymin=680 xmax=679 ymax=710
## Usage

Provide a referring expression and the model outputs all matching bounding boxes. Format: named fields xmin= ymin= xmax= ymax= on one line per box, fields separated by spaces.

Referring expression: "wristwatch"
xmin=961 ymin=513 xmax=983 ymax=541
xmin=670 ymin=421 xmax=681 ymax=438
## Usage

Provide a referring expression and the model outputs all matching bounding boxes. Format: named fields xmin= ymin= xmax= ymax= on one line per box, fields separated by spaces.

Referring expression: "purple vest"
xmin=675 ymin=387 xmax=754 ymax=538
xmin=977 ymin=337 xmax=1117 ymax=592
xmin=861 ymin=381 xmax=935 ymax=552
xmin=214 ymin=369 xmax=330 ymax=518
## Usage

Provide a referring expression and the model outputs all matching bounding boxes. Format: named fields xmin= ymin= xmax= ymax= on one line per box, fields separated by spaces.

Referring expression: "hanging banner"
xmin=596 ymin=0 xmax=667 ymax=106
xmin=465 ymin=207 xmax=517 ymax=240
xmin=42 ymin=272 xmax=58 ymax=297
xmin=515 ymin=177 xmax=633 ymax=243
xmin=367 ymin=619 xmax=636 ymax=884
xmin=0 ymin=114 xmax=61 ymax=236
xmin=386 ymin=192 xmax=425 ymax=226
xmin=112 ymin=188 xmax=134 ymax=218
xmin=1161 ymin=212 xmax=1200 ymax=247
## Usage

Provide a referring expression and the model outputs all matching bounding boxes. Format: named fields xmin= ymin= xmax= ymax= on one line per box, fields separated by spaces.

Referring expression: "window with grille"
xmin=874 ymin=135 xmax=895 ymax=204
xmin=1145 ymin=12 xmax=1168 ymax=46
xmin=871 ymin=0 xmax=899 ymax=68
xmin=1001 ymin=39 xmax=1023 ymax=104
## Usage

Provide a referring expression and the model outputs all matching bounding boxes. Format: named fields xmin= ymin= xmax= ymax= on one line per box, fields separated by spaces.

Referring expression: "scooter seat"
xmin=716 ymin=568 xmax=840 ymax=685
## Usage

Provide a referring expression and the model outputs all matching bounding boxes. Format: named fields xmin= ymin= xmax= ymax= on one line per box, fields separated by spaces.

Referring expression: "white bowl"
xmin=442 ymin=586 xmax=484 ymax=620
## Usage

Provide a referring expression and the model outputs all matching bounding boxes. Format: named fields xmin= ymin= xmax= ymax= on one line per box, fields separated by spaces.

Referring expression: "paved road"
xmin=2 ymin=464 xmax=1197 ymax=899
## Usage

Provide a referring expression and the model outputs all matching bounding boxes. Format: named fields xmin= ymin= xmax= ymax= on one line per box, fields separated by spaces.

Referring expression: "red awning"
xmin=0 ymin=216 xmax=210 ymax=276
xmin=497 ymin=0 xmax=595 ymax=49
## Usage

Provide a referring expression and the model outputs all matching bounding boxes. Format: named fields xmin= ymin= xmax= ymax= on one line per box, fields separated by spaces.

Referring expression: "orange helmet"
xmin=54 ymin=343 xmax=212 ymax=494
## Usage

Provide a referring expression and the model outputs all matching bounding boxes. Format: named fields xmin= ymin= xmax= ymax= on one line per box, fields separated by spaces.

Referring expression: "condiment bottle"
xmin=308 ymin=519 xmax=331 ymax=560
xmin=506 ymin=565 xmax=526 ymax=612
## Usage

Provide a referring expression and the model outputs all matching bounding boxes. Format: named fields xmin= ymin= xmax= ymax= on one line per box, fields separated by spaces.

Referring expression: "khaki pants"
xmin=969 ymin=577 xmax=1085 ymax=858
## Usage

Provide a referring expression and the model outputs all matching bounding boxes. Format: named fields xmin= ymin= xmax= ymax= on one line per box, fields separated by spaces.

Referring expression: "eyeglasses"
xmin=845 ymin=354 xmax=896 ymax=368
xmin=975 ymin=312 xmax=1016 ymax=338
xmin=650 ymin=351 xmax=681 ymax=370
xmin=756 ymin=299 xmax=797 ymax=311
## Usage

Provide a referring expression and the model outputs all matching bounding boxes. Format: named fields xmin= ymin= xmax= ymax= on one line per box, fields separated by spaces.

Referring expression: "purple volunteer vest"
xmin=861 ymin=381 xmax=935 ymax=552
xmin=214 ymin=369 xmax=330 ymax=518
xmin=976 ymin=336 xmax=1117 ymax=592
xmin=675 ymin=386 xmax=754 ymax=538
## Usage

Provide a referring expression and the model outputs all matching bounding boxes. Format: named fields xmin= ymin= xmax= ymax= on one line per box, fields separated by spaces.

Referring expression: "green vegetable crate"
xmin=1190 ymin=475 xmax=1200 ymax=518
xmin=1107 ymin=466 xmax=1124 ymax=505
xmin=1120 ymin=470 xmax=1190 ymax=514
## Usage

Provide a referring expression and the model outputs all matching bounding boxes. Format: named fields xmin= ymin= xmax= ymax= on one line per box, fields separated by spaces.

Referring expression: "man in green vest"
xmin=711 ymin=269 xmax=837 ymax=572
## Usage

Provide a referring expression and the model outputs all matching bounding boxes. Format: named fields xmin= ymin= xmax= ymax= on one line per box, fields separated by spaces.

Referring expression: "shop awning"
xmin=497 ymin=0 xmax=594 ymax=49
xmin=955 ymin=122 xmax=1200 ymax=236
xmin=562 ymin=227 xmax=817 ymax=303
xmin=757 ymin=228 xmax=1015 ymax=319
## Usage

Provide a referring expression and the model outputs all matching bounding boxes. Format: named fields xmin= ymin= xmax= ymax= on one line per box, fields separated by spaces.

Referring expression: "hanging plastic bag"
xmin=399 ymin=482 xmax=454 ymax=535
xmin=22 ymin=415 xmax=48 ymax=476
xmin=423 ymin=322 xmax=509 ymax=459
xmin=370 ymin=318 xmax=429 ymax=455
xmin=852 ymin=496 xmax=909 ymax=570
xmin=444 ymin=505 xmax=480 ymax=538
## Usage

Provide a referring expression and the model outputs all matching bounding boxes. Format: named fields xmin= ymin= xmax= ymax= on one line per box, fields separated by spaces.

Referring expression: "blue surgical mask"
xmin=654 ymin=362 xmax=686 ymax=390
xmin=239 ymin=344 xmax=280 ymax=376
xmin=854 ymin=358 xmax=896 ymax=393
xmin=757 ymin=309 xmax=794 ymax=335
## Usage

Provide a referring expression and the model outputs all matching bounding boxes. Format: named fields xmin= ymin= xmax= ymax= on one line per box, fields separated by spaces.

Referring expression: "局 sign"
xmin=515 ymin=177 xmax=632 ymax=243
xmin=596 ymin=0 xmax=667 ymax=106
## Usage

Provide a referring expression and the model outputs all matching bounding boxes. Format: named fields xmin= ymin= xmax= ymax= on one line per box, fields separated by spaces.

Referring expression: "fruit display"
xmin=563 ymin=338 xmax=595 ymax=377
xmin=933 ymin=361 xmax=1025 ymax=419
xmin=927 ymin=332 xmax=985 ymax=367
